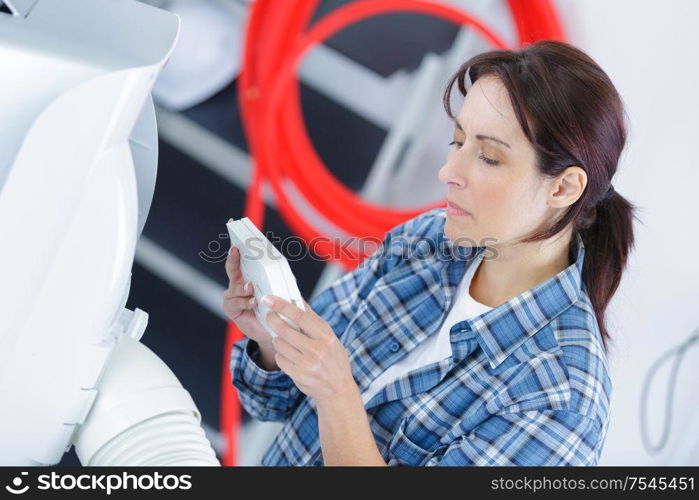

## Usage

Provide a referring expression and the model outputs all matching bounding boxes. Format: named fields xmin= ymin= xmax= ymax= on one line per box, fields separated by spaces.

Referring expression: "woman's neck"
xmin=468 ymin=230 xmax=573 ymax=308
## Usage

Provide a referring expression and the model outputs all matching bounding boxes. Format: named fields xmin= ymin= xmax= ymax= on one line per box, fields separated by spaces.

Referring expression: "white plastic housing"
xmin=226 ymin=217 xmax=305 ymax=338
xmin=0 ymin=0 xmax=220 ymax=466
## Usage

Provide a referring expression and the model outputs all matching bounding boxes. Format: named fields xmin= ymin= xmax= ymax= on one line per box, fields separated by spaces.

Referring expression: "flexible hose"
xmin=72 ymin=337 xmax=220 ymax=466
xmin=222 ymin=0 xmax=566 ymax=466
xmin=89 ymin=411 xmax=218 ymax=466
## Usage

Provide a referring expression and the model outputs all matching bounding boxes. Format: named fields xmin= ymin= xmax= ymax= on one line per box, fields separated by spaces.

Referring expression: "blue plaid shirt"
xmin=230 ymin=208 xmax=612 ymax=466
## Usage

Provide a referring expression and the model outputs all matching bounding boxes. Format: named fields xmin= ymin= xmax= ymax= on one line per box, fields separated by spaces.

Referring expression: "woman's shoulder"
xmin=498 ymin=298 xmax=611 ymax=446
xmin=549 ymin=292 xmax=612 ymax=430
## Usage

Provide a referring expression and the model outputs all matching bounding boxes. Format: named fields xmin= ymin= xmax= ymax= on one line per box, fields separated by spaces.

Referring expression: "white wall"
xmin=552 ymin=0 xmax=699 ymax=465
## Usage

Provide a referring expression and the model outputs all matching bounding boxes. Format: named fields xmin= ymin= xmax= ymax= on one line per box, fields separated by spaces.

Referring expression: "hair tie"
xmin=602 ymin=184 xmax=615 ymax=202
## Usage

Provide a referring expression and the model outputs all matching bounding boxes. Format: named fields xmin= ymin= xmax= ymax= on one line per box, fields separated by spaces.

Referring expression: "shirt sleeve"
xmin=229 ymin=337 xmax=300 ymax=422
xmin=230 ymin=215 xmax=417 ymax=423
xmin=390 ymin=410 xmax=602 ymax=466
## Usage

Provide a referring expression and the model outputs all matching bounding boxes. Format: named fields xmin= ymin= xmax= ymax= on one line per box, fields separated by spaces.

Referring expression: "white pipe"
xmin=72 ymin=336 xmax=219 ymax=466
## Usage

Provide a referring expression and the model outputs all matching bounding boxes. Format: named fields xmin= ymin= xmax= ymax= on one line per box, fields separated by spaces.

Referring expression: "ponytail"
xmin=578 ymin=189 xmax=639 ymax=351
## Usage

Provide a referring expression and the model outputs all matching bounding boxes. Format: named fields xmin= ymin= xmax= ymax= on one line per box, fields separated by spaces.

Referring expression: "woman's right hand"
xmin=222 ymin=245 xmax=274 ymax=349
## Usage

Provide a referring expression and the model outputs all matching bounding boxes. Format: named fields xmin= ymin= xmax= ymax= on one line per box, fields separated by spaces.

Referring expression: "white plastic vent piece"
xmin=0 ymin=0 xmax=182 ymax=465
xmin=226 ymin=217 xmax=305 ymax=338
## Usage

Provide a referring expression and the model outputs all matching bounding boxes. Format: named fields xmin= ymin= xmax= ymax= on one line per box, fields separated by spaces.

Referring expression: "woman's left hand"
xmin=262 ymin=295 xmax=358 ymax=404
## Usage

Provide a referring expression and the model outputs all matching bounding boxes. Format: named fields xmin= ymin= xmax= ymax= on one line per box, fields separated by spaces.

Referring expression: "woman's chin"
xmin=444 ymin=220 xmax=474 ymax=246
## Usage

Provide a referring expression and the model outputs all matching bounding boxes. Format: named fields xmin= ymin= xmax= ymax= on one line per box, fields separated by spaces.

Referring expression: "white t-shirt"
xmin=361 ymin=258 xmax=493 ymax=405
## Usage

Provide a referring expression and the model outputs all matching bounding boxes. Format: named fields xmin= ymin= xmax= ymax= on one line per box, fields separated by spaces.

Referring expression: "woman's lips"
xmin=446 ymin=200 xmax=470 ymax=217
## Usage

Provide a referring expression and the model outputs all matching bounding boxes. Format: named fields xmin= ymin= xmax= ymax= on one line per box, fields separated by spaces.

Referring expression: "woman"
xmin=223 ymin=40 xmax=637 ymax=466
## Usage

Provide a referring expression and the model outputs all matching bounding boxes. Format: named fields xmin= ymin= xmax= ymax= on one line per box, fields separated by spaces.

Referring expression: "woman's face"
xmin=437 ymin=74 xmax=563 ymax=248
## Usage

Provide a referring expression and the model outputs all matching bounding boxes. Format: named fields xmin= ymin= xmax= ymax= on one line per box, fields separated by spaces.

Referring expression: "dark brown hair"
xmin=442 ymin=40 xmax=640 ymax=352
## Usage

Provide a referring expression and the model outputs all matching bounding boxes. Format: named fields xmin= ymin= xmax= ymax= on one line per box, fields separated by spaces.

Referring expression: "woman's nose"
xmin=437 ymin=160 xmax=465 ymax=188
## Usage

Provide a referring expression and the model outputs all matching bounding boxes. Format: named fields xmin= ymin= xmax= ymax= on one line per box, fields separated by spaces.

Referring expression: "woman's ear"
xmin=551 ymin=165 xmax=587 ymax=208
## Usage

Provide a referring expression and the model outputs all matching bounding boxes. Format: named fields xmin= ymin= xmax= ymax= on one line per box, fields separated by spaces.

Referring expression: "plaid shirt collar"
xmin=435 ymin=223 xmax=586 ymax=370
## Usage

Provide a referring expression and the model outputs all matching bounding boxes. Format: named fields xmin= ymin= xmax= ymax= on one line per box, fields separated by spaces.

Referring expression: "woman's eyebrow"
xmin=453 ymin=117 xmax=511 ymax=149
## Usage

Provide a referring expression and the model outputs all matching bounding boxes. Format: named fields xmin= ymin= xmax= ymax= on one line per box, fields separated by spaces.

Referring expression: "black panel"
xmin=181 ymin=78 xmax=386 ymax=193
xmin=309 ymin=0 xmax=460 ymax=77
xmin=299 ymin=83 xmax=386 ymax=192
xmin=141 ymin=139 xmax=246 ymax=287
xmin=181 ymin=80 xmax=249 ymax=153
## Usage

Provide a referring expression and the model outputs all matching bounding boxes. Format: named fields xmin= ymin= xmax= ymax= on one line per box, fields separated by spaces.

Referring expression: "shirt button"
xmin=389 ymin=341 xmax=400 ymax=352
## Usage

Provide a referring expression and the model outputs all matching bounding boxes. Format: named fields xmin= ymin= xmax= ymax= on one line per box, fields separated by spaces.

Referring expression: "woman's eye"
xmin=448 ymin=141 xmax=499 ymax=166
xmin=478 ymin=153 xmax=499 ymax=166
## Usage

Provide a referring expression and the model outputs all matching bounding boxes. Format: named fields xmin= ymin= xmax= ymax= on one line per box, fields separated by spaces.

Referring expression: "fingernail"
xmin=249 ymin=297 xmax=256 ymax=307
xmin=262 ymin=295 xmax=274 ymax=306
xmin=245 ymin=281 xmax=252 ymax=292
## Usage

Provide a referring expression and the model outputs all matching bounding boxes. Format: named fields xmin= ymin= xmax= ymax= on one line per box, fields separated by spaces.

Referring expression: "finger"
xmin=300 ymin=298 xmax=317 ymax=316
xmin=265 ymin=308 xmax=304 ymax=339
xmin=262 ymin=295 xmax=319 ymax=337
xmin=224 ymin=247 xmax=254 ymax=297
xmin=226 ymin=279 xmax=255 ymax=299
xmin=222 ymin=295 xmax=257 ymax=317
xmin=275 ymin=351 xmax=298 ymax=377
xmin=272 ymin=315 xmax=314 ymax=352
xmin=224 ymin=279 xmax=254 ymax=300
xmin=271 ymin=336 xmax=303 ymax=364
xmin=225 ymin=245 xmax=244 ymax=282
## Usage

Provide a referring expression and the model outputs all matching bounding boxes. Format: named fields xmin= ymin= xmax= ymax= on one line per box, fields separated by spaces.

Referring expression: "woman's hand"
xmin=264 ymin=295 xmax=387 ymax=466
xmin=222 ymin=245 xmax=273 ymax=348
xmin=262 ymin=294 xmax=358 ymax=404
